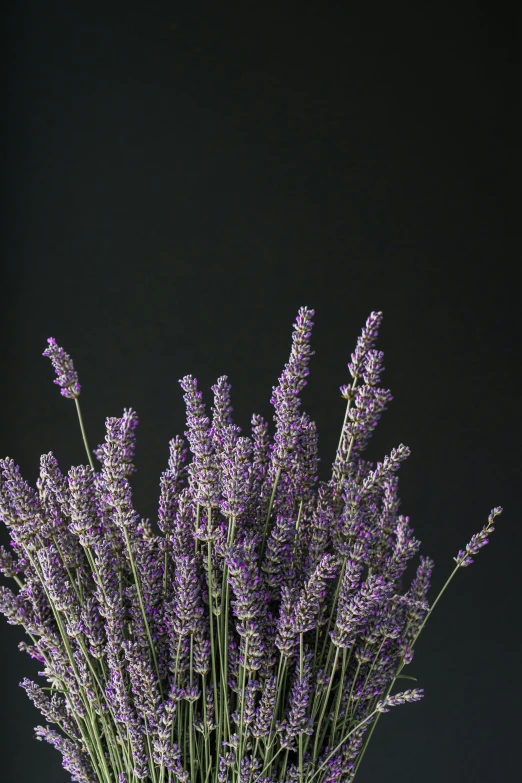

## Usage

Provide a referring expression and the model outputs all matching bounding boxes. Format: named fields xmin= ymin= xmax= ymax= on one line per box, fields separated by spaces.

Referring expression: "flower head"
xmin=43 ymin=338 xmax=81 ymax=399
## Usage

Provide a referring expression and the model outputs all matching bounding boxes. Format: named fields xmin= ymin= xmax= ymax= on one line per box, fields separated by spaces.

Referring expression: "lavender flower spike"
xmin=43 ymin=337 xmax=81 ymax=399
xmin=376 ymin=688 xmax=424 ymax=713
xmin=347 ymin=311 xmax=383 ymax=381
xmin=454 ymin=506 xmax=503 ymax=567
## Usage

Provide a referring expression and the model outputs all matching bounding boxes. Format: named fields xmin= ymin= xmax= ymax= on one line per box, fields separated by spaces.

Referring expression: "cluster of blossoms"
xmin=0 ymin=310 xmax=502 ymax=783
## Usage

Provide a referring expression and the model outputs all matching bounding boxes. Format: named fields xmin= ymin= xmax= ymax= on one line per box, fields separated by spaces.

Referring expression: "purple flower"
xmin=95 ymin=407 xmax=139 ymax=477
xmin=277 ymin=651 xmax=314 ymax=749
xmin=376 ymin=687 xmax=424 ymax=712
xmin=275 ymin=584 xmax=298 ymax=658
xmin=68 ymin=465 xmax=100 ymax=547
xmin=331 ymin=572 xmax=389 ymax=649
xmin=347 ymin=311 xmax=383 ymax=381
xmin=251 ymin=675 xmax=277 ymax=738
xmin=158 ymin=435 xmax=188 ymax=535
xmin=35 ymin=725 xmax=95 ymax=782
xmin=269 ymin=307 xmax=315 ymax=473
xmin=180 ymin=375 xmax=221 ymax=511
xmin=211 ymin=375 xmax=237 ymax=455
xmin=360 ymin=444 xmax=411 ymax=497
xmin=293 ymin=554 xmax=339 ymax=633
xmin=226 ymin=534 xmax=267 ymax=668
xmin=122 ymin=638 xmax=162 ymax=730
xmin=454 ymin=507 xmax=503 ymax=567
xmin=251 ymin=414 xmax=270 ymax=489
xmin=262 ymin=510 xmax=297 ymax=598
xmin=0 ymin=544 xmax=21 ymax=578
xmin=98 ymin=416 xmax=137 ymax=530
xmin=42 ymin=338 xmax=81 ymax=399
xmin=220 ymin=434 xmax=253 ymax=521
xmin=170 ymin=553 xmax=204 ymax=637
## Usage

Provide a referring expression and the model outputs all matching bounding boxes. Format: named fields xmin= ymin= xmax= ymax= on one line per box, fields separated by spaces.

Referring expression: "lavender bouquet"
xmin=0 ymin=309 xmax=502 ymax=783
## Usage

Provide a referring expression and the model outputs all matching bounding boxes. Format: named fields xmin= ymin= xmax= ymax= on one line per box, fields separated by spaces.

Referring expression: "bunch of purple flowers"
xmin=0 ymin=310 xmax=502 ymax=783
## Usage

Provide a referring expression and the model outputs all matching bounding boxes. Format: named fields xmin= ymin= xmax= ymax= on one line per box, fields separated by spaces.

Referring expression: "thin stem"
xmin=254 ymin=744 xmax=285 ymax=783
xmin=299 ymin=633 xmax=304 ymax=783
xmin=318 ymin=558 xmax=347 ymax=669
xmin=278 ymin=748 xmax=289 ymax=782
xmin=306 ymin=709 xmax=378 ymax=783
xmin=329 ymin=647 xmax=347 ymax=749
xmin=74 ymin=397 xmax=95 ymax=470
xmin=237 ymin=639 xmax=250 ymax=773
xmin=313 ymin=646 xmax=339 ymax=761
xmin=189 ymin=635 xmax=195 ymax=783
xmin=219 ymin=515 xmax=236 ymax=746
xmin=207 ymin=530 xmax=220 ymax=783
xmin=265 ymin=653 xmax=286 ymax=774
xmin=25 ymin=550 xmax=113 ymax=781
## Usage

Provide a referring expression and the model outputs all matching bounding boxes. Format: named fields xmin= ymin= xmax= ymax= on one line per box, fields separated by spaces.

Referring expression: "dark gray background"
xmin=1 ymin=1 xmax=519 ymax=781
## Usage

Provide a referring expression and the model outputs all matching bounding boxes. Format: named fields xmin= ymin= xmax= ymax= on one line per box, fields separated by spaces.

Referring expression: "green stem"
xmin=207 ymin=531 xmax=220 ymax=783
xmin=237 ymin=639 xmax=250 ymax=773
xmin=313 ymin=646 xmax=339 ymax=761
xmin=305 ymin=709 xmax=379 ymax=783
xmin=189 ymin=635 xmax=195 ymax=783
xmin=299 ymin=633 xmax=304 ymax=783
xmin=329 ymin=647 xmax=347 ymax=749
xmin=318 ymin=558 xmax=347 ymax=669
xmin=266 ymin=653 xmax=287 ymax=775
xmin=25 ymin=550 xmax=113 ymax=781
xmin=279 ymin=748 xmax=289 ymax=782
xmin=74 ymin=397 xmax=95 ymax=470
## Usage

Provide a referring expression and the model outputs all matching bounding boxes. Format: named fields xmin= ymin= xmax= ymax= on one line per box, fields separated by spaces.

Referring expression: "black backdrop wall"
xmin=2 ymin=2 xmax=519 ymax=781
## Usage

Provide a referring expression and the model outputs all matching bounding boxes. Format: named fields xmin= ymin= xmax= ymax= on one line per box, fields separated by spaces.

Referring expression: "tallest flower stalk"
xmin=0 ymin=310 xmax=503 ymax=783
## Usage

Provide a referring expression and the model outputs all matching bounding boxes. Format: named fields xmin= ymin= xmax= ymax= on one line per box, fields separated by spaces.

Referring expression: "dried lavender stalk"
xmin=0 ymin=309 xmax=504 ymax=783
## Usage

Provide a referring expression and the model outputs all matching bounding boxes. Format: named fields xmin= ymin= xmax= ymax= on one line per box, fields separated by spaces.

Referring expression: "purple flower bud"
xmin=270 ymin=307 xmax=315 ymax=473
xmin=294 ymin=554 xmax=339 ymax=633
xmin=158 ymin=436 xmax=188 ymax=535
xmin=0 ymin=544 xmax=21 ymax=579
xmin=347 ymin=311 xmax=383 ymax=381
xmin=98 ymin=417 xmax=137 ymax=530
xmin=226 ymin=534 xmax=267 ymax=641
xmin=94 ymin=408 xmax=139 ymax=477
xmin=277 ymin=651 xmax=314 ymax=749
xmin=360 ymin=444 xmax=410 ymax=497
xmin=170 ymin=553 xmax=204 ymax=636
xmin=376 ymin=687 xmax=424 ymax=713
xmin=42 ymin=338 xmax=81 ymax=399
xmin=454 ymin=507 xmax=503 ymax=567
xmin=220 ymin=434 xmax=253 ymax=520
xmin=180 ymin=375 xmax=221 ymax=509
xmin=68 ymin=465 xmax=100 ymax=546
xmin=0 ymin=585 xmax=29 ymax=626
xmin=35 ymin=725 xmax=95 ymax=782
xmin=251 ymin=414 xmax=270 ymax=489
xmin=331 ymin=572 xmax=389 ymax=649
xmin=211 ymin=375 xmax=237 ymax=454
xmin=262 ymin=511 xmax=296 ymax=598
xmin=275 ymin=584 xmax=298 ymax=658
xmin=251 ymin=675 xmax=277 ymax=738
